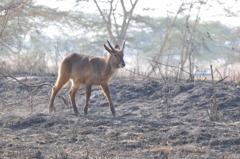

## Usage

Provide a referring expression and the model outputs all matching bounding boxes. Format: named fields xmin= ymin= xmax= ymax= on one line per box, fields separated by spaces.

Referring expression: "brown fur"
xmin=49 ymin=43 xmax=125 ymax=116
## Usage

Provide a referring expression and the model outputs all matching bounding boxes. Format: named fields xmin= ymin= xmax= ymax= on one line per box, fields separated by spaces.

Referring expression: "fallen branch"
xmin=0 ymin=71 xmax=51 ymax=111
xmin=0 ymin=72 xmax=51 ymax=88
xmin=216 ymin=76 xmax=229 ymax=84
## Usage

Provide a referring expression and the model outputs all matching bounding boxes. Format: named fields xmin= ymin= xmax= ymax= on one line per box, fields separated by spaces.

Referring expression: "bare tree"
xmin=147 ymin=0 xmax=208 ymax=80
xmin=0 ymin=0 xmax=31 ymax=71
xmin=178 ymin=0 xmax=207 ymax=80
xmin=93 ymin=0 xmax=138 ymax=45
xmin=147 ymin=3 xmax=184 ymax=77
xmin=0 ymin=0 xmax=30 ymax=40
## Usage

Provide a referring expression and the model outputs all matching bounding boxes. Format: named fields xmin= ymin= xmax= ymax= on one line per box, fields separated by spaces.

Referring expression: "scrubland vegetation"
xmin=0 ymin=0 xmax=239 ymax=158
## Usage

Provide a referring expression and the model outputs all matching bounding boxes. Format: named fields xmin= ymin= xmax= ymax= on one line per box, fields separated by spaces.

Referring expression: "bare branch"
xmin=112 ymin=1 xmax=120 ymax=37
xmin=207 ymin=65 xmax=219 ymax=121
xmin=0 ymin=10 xmax=10 ymax=39
xmin=120 ymin=0 xmax=127 ymax=13
xmin=94 ymin=0 xmax=138 ymax=44
xmin=93 ymin=0 xmax=116 ymax=43
xmin=125 ymin=69 xmax=150 ymax=78
xmin=108 ymin=0 xmax=114 ymax=23
xmin=129 ymin=0 xmax=134 ymax=6
xmin=216 ymin=76 xmax=229 ymax=84
xmin=215 ymin=67 xmax=223 ymax=79
xmin=119 ymin=0 xmax=138 ymax=43
xmin=0 ymin=0 xmax=29 ymax=14
xmin=148 ymin=3 xmax=184 ymax=76
xmin=0 ymin=71 xmax=51 ymax=111
xmin=93 ymin=0 xmax=107 ymax=23
xmin=148 ymin=59 xmax=191 ymax=75
xmin=0 ymin=72 xmax=51 ymax=88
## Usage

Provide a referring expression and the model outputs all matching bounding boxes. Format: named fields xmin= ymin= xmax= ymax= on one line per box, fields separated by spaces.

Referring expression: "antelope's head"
xmin=104 ymin=40 xmax=126 ymax=69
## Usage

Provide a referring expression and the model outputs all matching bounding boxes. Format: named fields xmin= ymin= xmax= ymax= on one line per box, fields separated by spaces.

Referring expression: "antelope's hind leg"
xmin=49 ymin=77 xmax=69 ymax=113
xmin=84 ymin=84 xmax=92 ymax=115
xmin=69 ymin=84 xmax=81 ymax=115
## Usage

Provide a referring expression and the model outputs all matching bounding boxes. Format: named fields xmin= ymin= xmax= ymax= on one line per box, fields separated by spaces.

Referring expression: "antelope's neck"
xmin=103 ymin=55 xmax=116 ymax=80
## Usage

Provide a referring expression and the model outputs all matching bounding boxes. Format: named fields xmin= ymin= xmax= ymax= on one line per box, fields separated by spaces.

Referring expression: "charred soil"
xmin=0 ymin=74 xmax=240 ymax=158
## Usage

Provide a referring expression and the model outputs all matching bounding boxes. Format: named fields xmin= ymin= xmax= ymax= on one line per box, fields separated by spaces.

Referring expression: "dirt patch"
xmin=0 ymin=75 xmax=239 ymax=158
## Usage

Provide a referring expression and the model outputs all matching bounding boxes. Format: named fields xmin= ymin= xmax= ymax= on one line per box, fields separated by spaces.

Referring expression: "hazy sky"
xmin=36 ymin=0 xmax=240 ymax=27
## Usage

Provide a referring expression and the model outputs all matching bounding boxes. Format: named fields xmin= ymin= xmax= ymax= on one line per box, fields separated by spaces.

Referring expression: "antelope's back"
xmin=61 ymin=53 xmax=106 ymax=84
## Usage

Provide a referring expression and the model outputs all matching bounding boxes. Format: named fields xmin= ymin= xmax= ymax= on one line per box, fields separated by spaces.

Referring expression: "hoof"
xmin=111 ymin=108 xmax=116 ymax=117
xmin=84 ymin=107 xmax=88 ymax=115
xmin=111 ymin=110 xmax=116 ymax=117
xmin=49 ymin=106 xmax=56 ymax=113
xmin=74 ymin=112 xmax=79 ymax=117
xmin=74 ymin=110 xmax=79 ymax=115
xmin=112 ymin=112 xmax=116 ymax=117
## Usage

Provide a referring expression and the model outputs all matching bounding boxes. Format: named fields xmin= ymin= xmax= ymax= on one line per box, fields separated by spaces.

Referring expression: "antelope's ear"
xmin=115 ymin=45 xmax=120 ymax=50
xmin=104 ymin=44 xmax=113 ymax=54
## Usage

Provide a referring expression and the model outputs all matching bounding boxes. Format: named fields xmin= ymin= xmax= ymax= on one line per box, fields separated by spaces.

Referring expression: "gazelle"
xmin=49 ymin=40 xmax=126 ymax=116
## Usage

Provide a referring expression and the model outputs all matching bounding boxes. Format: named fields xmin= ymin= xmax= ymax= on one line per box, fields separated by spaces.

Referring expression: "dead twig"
xmin=215 ymin=68 xmax=223 ymax=80
xmin=207 ymin=65 xmax=219 ymax=121
xmin=1 ymin=102 xmax=24 ymax=111
xmin=58 ymin=96 xmax=69 ymax=107
xmin=148 ymin=59 xmax=191 ymax=76
xmin=125 ymin=69 xmax=150 ymax=78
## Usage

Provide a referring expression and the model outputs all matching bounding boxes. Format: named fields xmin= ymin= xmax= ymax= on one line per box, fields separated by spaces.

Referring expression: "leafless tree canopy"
xmin=93 ymin=0 xmax=138 ymax=45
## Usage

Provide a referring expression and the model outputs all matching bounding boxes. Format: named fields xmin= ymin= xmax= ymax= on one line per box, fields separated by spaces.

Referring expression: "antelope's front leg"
xmin=101 ymin=84 xmax=116 ymax=117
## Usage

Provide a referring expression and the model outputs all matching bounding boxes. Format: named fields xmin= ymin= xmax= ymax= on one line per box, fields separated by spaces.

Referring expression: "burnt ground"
xmin=0 ymin=74 xmax=239 ymax=159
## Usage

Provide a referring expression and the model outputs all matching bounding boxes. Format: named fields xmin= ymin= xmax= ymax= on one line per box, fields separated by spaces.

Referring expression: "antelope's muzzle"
xmin=120 ymin=61 xmax=126 ymax=68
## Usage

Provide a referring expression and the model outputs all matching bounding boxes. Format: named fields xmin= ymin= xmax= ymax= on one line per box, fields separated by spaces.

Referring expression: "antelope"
xmin=49 ymin=40 xmax=126 ymax=116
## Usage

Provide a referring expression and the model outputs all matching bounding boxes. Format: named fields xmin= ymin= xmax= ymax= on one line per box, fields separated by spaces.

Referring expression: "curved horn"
xmin=107 ymin=40 xmax=115 ymax=52
xmin=121 ymin=40 xmax=126 ymax=51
